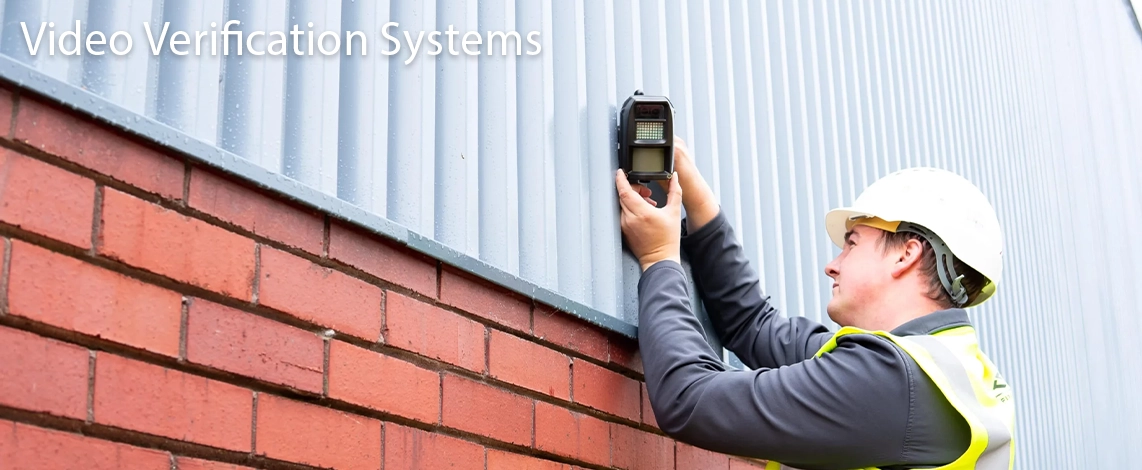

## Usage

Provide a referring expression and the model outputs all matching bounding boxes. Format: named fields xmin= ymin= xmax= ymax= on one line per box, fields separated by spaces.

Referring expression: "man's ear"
xmin=890 ymin=238 xmax=925 ymax=278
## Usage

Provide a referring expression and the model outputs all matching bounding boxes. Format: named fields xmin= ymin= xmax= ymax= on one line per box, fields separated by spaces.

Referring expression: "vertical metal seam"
xmin=752 ymin=1 xmax=788 ymax=312
xmin=789 ymin=1 xmax=825 ymax=321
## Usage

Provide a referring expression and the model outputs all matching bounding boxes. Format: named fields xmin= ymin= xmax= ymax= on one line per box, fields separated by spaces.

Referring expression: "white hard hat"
xmin=824 ymin=167 xmax=1004 ymax=307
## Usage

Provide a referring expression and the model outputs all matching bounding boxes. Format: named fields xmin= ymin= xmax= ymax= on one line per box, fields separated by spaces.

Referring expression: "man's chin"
xmin=825 ymin=301 xmax=847 ymax=326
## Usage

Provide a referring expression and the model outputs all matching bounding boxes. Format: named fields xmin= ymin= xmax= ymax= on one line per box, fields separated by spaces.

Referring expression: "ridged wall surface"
xmin=1 ymin=0 xmax=1139 ymax=467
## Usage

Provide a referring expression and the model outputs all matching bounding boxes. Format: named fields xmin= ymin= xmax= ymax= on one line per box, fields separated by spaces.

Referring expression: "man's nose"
xmin=824 ymin=257 xmax=840 ymax=280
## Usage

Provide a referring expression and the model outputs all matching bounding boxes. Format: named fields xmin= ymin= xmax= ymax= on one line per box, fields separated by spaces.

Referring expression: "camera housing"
xmin=618 ymin=90 xmax=675 ymax=184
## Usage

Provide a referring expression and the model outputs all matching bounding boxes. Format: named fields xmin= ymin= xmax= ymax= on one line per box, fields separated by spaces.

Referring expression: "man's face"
xmin=824 ymin=225 xmax=894 ymax=326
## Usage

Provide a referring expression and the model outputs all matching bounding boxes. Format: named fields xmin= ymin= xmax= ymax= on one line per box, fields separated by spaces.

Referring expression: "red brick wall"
xmin=0 ymin=85 xmax=768 ymax=469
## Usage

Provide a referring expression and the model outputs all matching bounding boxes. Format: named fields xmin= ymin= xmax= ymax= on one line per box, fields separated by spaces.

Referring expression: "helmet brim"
xmin=824 ymin=208 xmax=873 ymax=248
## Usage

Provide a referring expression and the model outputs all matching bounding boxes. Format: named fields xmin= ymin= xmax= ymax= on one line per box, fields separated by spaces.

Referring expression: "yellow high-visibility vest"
xmin=766 ymin=325 xmax=1015 ymax=470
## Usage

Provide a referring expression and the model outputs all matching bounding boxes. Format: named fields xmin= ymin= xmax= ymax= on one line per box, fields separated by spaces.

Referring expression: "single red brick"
xmin=572 ymin=359 xmax=640 ymax=422
xmin=329 ymin=222 xmax=437 ymax=298
xmin=384 ymin=423 xmax=484 ymax=470
xmin=186 ymin=298 xmax=323 ymax=393
xmin=608 ymin=338 xmax=644 ymax=375
xmin=328 ymin=341 xmax=440 ymax=424
xmin=0 ymin=88 xmax=13 ymax=136
xmin=439 ymin=268 xmax=530 ymax=333
xmin=489 ymin=330 xmax=570 ymax=400
xmin=533 ymin=305 xmax=610 ymax=363
xmin=15 ymin=98 xmax=183 ymax=199
xmin=0 ymin=420 xmax=170 ymax=470
xmin=534 ymin=402 xmax=610 ymax=468
xmin=0 ymin=327 xmax=88 ymax=419
xmin=257 ymin=246 xmax=382 ymax=340
xmin=0 ymin=148 xmax=95 ymax=248
xmin=177 ymin=457 xmax=256 ymax=470
xmin=99 ymin=188 xmax=256 ymax=299
xmin=677 ymin=442 xmax=729 ymax=470
xmin=487 ymin=449 xmax=574 ymax=470
xmin=385 ymin=292 xmax=485 ymax=373
xmin=644 ymin=383 xmax=666 ymax=431
xmin=610 ymin=423 xmax=674 ymax=470
xmin=93 ymin=353 xmax=252 ymax=451
xmin=442 ymin=374 xmax=532 ymax=446
xmin=641 ymin=383 xmax=658 ymax=429
xmin=188 ymin=168 xmax=324 ymax=254
xmin=730 ymin=458 xmax=770 ymax=469
xmin=8 ymin=240 xmax=182 ymax=357
xmin=255 ymin=394 xmax=381 ymax=469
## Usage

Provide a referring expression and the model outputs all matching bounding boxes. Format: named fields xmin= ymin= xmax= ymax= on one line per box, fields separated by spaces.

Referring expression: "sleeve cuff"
xmin=681 ymin=208 xmax=728 ymax=250
xmin=637 ymin=260 xmax=686 ymax=292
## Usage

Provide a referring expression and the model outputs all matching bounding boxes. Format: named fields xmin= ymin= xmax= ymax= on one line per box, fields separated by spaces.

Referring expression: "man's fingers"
xmin=617 ymin=169 xmax=672 ymax=214
xmin=673 ymin=136 xmax=690 ymax=159
xmin=634 ymin=182 xmax=653 ymax=197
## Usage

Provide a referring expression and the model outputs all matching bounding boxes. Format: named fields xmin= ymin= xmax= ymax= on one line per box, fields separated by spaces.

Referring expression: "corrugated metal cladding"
xmin=0 ymin=0 xmax=1139 ymax=466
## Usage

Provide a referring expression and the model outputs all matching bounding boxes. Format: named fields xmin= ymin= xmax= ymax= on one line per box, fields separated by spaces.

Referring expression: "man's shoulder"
xmin=825 ymin=330 xmax=917 ymax=365
xmin=822 ymin=330 xmax=972 ymax=465
xmin=809 ymin=331 xmax=929 ymax=409
xmin=807 ymin=332 xmax=917 ymax=396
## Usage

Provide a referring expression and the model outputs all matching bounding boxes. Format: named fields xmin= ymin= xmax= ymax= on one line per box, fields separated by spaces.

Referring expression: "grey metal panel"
xmin=746 ymin=0 xmax=791 ymax=318
xmin=664 ymin=0 xmax=694 ymax=158
xmin=82 ymin=0 xmax=157 ymax=115
xmin=550 ymin=0 xmax=591 ymax=307
xmin=433 ymin=0 xmax=477 ymax=253
xmin=282 ymin=1 xmax=340 ymax=196
xmin=476 ymin=0 xmax=519 ymax=276
xmin=0 ymin=0 xmax=85 ymax=82
xmin=583 ymin=0 xmax=622 ymax=318
xmin=638 ymin=0 xmax=668 ymax=96
xmin=611 ymin=0 xmax=640 ymax=97
xmin=2 ymin=0 xmax=1141 ymax=465
xmin=386 ymin=0 xmax=435 ymax=236
xmin=338 ymin=0 xmax=391 ymax=214
xmin=726 ymin=1 xmax=764 ymax=280
xmin=514 ymin=0 xmax=558 ymax=290
xmin=707 ymin=0 xmax=742 ymax=239
xmin=768 ymin=1 xmax=809 ymax=319
xmin=153 ymin=0 xmax=224 ymax=145
xmin=790 ymin=0 xmax=831 ymax=324
xmin=219 ymin=0 xmax=287 ymax=173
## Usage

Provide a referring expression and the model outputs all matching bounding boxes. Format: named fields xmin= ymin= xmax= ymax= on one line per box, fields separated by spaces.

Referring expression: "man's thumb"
xmin=666 ymin=173 xmax=683 ymax=208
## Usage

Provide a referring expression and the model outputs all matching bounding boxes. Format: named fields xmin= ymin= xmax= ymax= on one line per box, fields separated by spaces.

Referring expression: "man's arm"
xmin=681 ymin=210 xmax=833 ymax=369
xmin=667 ymin=138 xmax=830 ymax=368
xmin=638 ymin=262 xmax=913 ymax=467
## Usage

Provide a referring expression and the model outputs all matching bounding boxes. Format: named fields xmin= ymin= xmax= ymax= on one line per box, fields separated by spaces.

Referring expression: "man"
xmin=615 ymin=138 xmax=1014 ymax=470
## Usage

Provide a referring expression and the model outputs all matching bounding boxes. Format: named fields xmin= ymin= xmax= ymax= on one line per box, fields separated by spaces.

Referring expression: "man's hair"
xmin=879 ymin=231 xmax=989 ymax=308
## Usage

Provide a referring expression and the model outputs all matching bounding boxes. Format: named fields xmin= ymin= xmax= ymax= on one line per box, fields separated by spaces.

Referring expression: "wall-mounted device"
xmin=618 ymin=90 xmax=675 ymax=184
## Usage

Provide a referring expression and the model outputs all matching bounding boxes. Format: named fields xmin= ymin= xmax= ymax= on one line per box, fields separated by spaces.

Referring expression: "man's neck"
xmin=852 ymin=299 xmax=945 ymax=332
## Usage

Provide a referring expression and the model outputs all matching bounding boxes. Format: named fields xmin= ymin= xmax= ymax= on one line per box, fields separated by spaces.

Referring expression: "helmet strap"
xmin=895 ymin=222 xmax=970 ymax=308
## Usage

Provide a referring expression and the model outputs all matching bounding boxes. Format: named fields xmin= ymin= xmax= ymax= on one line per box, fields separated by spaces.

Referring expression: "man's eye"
xmin=845 ymin=239 xmax=855 ymax=247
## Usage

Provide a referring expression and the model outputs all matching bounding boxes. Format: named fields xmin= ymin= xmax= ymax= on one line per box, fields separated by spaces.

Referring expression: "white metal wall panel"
xmin=218 ymin=0 xmax=287 ymax=172
xmin=1 ymin=0 xmax=1139 ymax=465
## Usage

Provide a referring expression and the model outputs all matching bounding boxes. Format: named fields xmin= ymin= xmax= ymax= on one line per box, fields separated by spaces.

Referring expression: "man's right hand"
xmin=665 ymin=137 xmax=720 ymax=233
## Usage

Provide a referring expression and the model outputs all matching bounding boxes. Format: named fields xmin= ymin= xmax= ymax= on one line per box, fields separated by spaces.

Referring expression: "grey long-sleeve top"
xmin=638 ymin=210 xmax=971 ymax=470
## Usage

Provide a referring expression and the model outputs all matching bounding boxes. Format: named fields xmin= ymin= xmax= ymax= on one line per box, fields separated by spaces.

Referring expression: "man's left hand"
xmin=615 ymin=169 xmax=683 ymax=272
